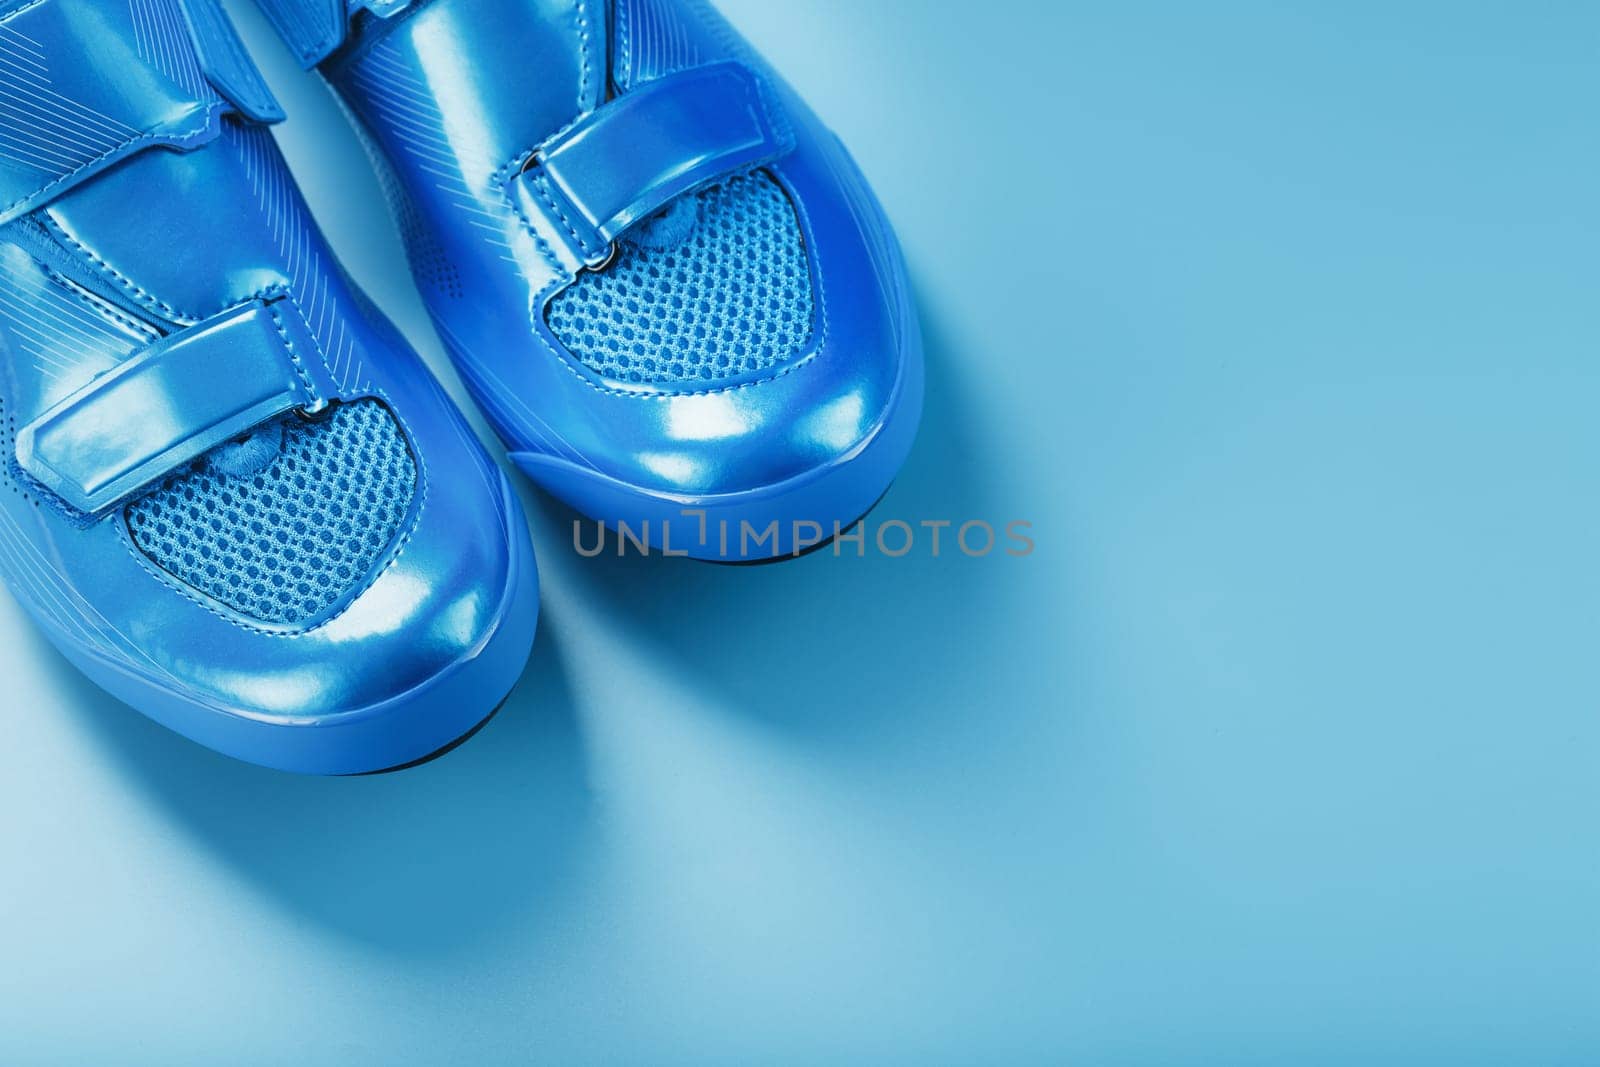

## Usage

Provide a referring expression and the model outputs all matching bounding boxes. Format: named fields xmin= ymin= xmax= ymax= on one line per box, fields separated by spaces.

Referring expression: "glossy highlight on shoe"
xmin=265 ymin=0 xmax=925 ymax=561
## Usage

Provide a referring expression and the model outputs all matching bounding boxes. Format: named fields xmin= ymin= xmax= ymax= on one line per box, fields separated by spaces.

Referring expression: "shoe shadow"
xmin=35 ymin=613 xmax=594 ymax=958
xmin=30 ymin=286 xmax=1020 ymax=953
xmin=528 ymin=287 xmax=1022 ymax=745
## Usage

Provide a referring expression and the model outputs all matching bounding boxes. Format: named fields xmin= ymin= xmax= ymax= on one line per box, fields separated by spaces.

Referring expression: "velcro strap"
xmin=256 ymin=0 xmax=416 ymax=68
xmin=357 ymin=0 xmax=416 ymax=18
xmin=16 ymin=299 xmax=336 ymax=516
xmin=513 ymin=62 xmax=791 ymax=271
xmin=181 ymin=0 xmax=287 ymax=124
xmin=0 ymin=0 xmax=281 ymax=227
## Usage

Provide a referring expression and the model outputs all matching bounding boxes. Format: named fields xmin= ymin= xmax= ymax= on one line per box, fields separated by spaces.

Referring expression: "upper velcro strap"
xmin=181 ymin=0 xmax=287 ymax=124
xmin=16 ymin=298 xmax=335 ymax=516
xmin=0 ymin=0 xmax=280 ymax=226
xmin=356 ymin=0 xmax=416 ymax=18
xmin=256 ymin=0 xmax=416 ymax=68
xmin=513 ymin=62 xmax=792 ymax=271
xmin=254 ymin=0 xmax=342 ymax=67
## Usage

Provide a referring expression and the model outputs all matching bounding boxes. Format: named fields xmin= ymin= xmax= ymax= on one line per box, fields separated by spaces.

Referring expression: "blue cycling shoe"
xmin=257 ymin=0 xmax=924 ymax=561
xmin=0 ymin=0 xmax=537 ymax=773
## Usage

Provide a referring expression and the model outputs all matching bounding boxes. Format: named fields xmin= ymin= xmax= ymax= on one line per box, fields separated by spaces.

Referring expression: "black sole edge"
xmin=702 ymin=487 xmax=891 ymax=567
xmin=344 ymin=696 xmax=509 ymax=776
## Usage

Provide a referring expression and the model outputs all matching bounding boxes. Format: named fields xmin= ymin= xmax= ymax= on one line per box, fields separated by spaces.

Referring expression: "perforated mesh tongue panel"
xmin=545 ymin=170 xmax=814 ymax=384
xmin=125 ymin=399 xmax=417 ymax=625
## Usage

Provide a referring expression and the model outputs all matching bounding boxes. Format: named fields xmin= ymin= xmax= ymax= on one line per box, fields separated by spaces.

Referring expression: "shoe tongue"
xmin=622 ymin=195 xmax=701 ymax=252
xmin=206 ymin=423 xmax=285 ymax=478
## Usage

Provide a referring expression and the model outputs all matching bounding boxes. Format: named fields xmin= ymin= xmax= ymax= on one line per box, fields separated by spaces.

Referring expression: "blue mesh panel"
xmin=546 ymin=170 xmax=814 ymax=384
xmin=125 ymin=400 xmax=417 ymax=625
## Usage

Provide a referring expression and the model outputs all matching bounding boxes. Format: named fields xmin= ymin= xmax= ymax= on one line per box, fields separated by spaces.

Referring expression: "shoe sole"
xmin=349 ymin=692 xmax=510 ymax=775
xmin=705 ymin=487 xmax=890 ymax=566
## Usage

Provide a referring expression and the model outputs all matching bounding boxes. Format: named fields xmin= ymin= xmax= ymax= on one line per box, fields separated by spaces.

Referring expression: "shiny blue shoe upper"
xmin=260 ymin=0 xmax=916 ymax=498
xmin=0 ymin=0 xmax=520 ymax=724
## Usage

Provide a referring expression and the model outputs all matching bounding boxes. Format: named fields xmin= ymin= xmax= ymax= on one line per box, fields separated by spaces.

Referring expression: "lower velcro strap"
xmin=16 ymin=298 xmax=335 ymax=516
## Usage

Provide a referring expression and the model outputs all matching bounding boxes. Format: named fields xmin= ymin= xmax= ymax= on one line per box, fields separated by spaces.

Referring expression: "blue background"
xmin=2 ymin=1 xmax=1595 ymax=1061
